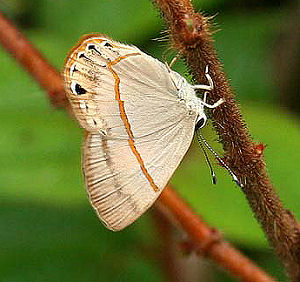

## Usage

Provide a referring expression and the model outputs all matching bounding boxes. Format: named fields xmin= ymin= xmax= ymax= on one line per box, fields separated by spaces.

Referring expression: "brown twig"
xmin=156 ymin=187 xmax=276 ymax=282
xmin=153 ymin=0 xmax=300 ymax=280
xmin=152 ymin=208 xmax=213 ymax=282
xmin=0 ymin=13 xmax=68 ymax=108
xmin=0 ymin=11 xmax=276 ymax=282
xmin=151 ymin=209 xmax=182 ymax=282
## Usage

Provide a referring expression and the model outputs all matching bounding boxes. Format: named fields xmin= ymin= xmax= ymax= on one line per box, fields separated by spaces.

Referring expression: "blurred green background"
xmin=0 ymin=0 xmax=299 ymax=281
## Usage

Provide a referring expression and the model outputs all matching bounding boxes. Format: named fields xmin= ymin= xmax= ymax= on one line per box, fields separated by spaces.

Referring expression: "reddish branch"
xmin=153 ymin=0 xmax=300 ymax=280
xmin=156 ymin=188 xmax=276 ymax=282
xmin=0 ymin=13 xmax=68 ymax=107
xmin=0 ymin=12 xmax=277 ymax=282
xmin=152 ymin=208 xmax=182 ymax=282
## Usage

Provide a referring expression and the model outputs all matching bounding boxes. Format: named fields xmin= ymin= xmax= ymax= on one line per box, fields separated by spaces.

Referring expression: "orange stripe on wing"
xmin=107 ymin=53 xmax=160 ymax=193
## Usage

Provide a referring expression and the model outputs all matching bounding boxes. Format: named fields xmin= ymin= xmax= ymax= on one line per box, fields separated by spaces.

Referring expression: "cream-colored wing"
xmin=83 ymin=109 xmax=195 ymax=231
xmin=63 ymin=35 xmax=182 ymax=137
xmin=64 ymin=35 xmax=197 ymax=230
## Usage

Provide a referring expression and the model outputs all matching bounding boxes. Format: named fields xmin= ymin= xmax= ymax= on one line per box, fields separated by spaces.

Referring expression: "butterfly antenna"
xmin=196 ymin=130 xmax=243 ymax=188
xmin=196 ymin=131 xmax=217 ymax=185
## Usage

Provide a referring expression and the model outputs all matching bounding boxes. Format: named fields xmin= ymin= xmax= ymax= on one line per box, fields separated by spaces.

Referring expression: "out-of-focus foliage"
xmin=0 ymin=0 xmax=296 ymax=281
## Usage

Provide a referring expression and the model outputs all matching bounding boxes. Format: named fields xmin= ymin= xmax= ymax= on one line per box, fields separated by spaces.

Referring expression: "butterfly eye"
xmin=195 ymin=116 xmax=206 ymax=130
xmin=70 ymin=81 xmax=87 ymax=95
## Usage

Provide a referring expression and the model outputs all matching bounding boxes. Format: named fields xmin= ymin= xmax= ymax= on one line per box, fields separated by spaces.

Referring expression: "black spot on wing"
xmin=88 ymin=44 xmax=102 ymax=56
xmin=103 ymin=41 xmax=113 ymax=48
xmin=71 ymin=81 xmax=87 ymax=95
xmin=78 ymin=52 xmax=87 ymax=59
xmin=75 ymin=83 xmax=87 ymax=95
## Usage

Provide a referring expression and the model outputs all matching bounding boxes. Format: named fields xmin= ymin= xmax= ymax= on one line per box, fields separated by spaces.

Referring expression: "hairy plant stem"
xmin=153 ymin=0 xmax=300 ymax=280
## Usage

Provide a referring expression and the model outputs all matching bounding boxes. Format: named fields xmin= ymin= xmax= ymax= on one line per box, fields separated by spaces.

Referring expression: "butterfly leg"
xmin=194 ymin=66 xmax=224 ymax=108
xmin=169 ymin=53 xmax=181 ymax=68
xmin=199 ymin=97 xmax=224 ymax=109
xmin=165 ymin=53 xmax=182 ymax=72
xmin=203 ymin=91 xmax=208 ymax=103
xmin=192 ymin=65 xmax=214 ymax=91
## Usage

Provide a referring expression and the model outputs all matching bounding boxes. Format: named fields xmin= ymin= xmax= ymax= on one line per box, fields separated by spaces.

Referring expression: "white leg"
xmin=165 ymin=61 xmax=171 ymax=73
xmin=165 ymin=53 xmax=181 ymax=72
xmin=169 ymin=53 xmax=181 ymax=68
xmin=192 ymin=65 xmax=214 ymax=91
xmin=203 ymin=91 xmax=208 ymax=103
xmin=200 ymin=98 xmax=224 ymax=109
xmin=205 ymin=65 xmax=214 ymax=90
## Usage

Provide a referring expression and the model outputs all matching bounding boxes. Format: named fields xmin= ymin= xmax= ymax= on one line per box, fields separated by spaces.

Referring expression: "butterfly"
xmin=63 ymin=34 xmax=223 ymax=231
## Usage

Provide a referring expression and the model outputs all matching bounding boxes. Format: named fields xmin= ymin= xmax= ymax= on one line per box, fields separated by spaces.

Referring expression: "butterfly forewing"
xmin=63 ymin=35 xmax=196 ymax=230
